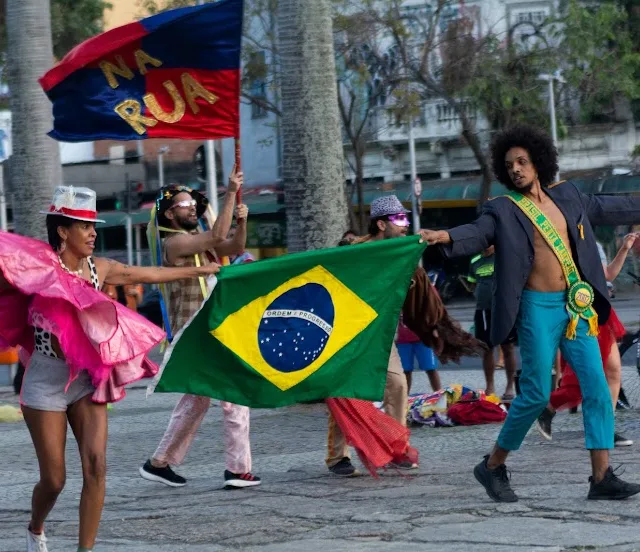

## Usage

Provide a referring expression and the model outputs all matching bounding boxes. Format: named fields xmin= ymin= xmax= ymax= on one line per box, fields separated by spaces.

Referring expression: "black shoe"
xmin=224 ymin=470 xmax=261 ymax=489
xmin=536 ymin=408 xmax=555 ymax=441
xmin=473 ymin=455 xmax=518 ymax=503
xmin=617 ymin=388 xmax=632 ymax=410
xmin=386 ymin=453 xmax=419 ymax=471
xmin=328 ymin=457 xmax=360 ymax=477
xmin=614 ymin=433 xmax=634 ymax=447
xmin=588 ymin=466 xmax=640 ymax=500
xmin=139 ymin=459 xmax=186 ymax=487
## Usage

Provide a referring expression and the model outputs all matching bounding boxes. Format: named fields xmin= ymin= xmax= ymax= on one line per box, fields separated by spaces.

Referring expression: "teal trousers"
xmin=497 ymin=290 xmax=614 ymax=451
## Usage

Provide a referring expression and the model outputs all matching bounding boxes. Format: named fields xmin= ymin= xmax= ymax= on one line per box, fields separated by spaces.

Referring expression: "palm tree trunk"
xmin=355 ymin=153 xmax=366 ymax=234
xmin=459 ymin=114 xmax=493 ymax=208
xmin=7 ymin=0 xmax=62 ymax=239
xmin=277 ymin=0 xmax=348 ymax=252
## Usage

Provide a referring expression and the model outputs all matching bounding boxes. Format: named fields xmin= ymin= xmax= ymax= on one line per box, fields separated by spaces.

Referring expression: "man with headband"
xmin=140 ymin=168 xmax=261 ymax=489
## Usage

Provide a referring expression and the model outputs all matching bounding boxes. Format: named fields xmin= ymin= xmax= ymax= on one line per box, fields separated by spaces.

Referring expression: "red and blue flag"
xmin=40 ymin=0 xmax=243 ymax=142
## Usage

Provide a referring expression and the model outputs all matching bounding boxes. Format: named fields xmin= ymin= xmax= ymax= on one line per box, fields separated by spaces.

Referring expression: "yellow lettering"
xmin=100 ymin=56 xmax=134 ymax=89
xmin=181 ymin=72 xmax=218 ymax=114
xmin=135 ymin=49 xmax=163 ymax=75
xmin=114 ymin=99 xmax=158 ymax=135
xmin=143 ymin=80 xmax=186 ymax=124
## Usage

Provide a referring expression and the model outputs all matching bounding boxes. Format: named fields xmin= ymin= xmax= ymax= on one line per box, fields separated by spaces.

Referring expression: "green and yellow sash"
xmin=504 ymin=191 xmax=598 ymax=339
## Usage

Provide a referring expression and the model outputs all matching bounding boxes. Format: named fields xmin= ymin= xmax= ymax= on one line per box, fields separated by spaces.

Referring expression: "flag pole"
xmin=235 ymin=138 xmax=242 ymax=204
xmin=197 ymin=0 xmax=219 ymax=216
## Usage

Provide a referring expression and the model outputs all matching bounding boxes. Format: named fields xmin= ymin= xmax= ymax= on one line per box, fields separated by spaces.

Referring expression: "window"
xmin=436 ymin=101 xmax=475 ymax=123
xmin=516 ymin=10 xmax=547 ymax=25
xmin=510 ymin=6 xmax=551 ymax=46
xmin=368 ymin=78 xmax=387 ymax=108
xmin=248 ymin=51 xmax=268 ymax=119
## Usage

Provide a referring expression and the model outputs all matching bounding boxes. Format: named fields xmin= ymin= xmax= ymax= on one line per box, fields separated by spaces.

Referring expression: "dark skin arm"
xmin=96 ymin=258 xmax=220 ymax=286
xmin=213 ymin=210 xmax=248 ymax=258
xmin=165 ymin=203 xmax=249 ymax=264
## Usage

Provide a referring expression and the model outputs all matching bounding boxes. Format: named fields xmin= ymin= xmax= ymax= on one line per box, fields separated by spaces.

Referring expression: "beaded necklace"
xmin=58 ymin=256 xmax=86 ymax=276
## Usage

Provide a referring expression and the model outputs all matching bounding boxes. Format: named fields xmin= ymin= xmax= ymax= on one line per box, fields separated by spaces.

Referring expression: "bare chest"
xmin=533 ymin=200 xmax=570 ymax=249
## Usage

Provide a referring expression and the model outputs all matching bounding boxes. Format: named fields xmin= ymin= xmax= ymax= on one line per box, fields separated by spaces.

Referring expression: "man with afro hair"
xmin=421 ymin=124 xmax=640 ymax=502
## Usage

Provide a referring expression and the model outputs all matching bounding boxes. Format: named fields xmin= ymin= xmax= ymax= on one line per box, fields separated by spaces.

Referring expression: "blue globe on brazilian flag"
xmin=152 ymin=236 xmax=426 ymax=407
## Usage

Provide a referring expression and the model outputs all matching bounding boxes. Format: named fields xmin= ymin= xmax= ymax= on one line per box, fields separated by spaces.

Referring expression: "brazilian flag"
xmin=152 ymin=236 xmax=426 ymax=407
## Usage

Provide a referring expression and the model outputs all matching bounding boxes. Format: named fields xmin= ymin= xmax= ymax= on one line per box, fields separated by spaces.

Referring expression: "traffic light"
xmin=194 ymin=145 xmax=206 ymax=182
xmin=130 ymin=182 xmax=144 ymax=210
xmin=116 ymin=182 xmax=145 ymax=211
xmin=114 ymin=191 xmax=126 ymax=211
xmin=96 ymin=196 xmax=122 ymax=211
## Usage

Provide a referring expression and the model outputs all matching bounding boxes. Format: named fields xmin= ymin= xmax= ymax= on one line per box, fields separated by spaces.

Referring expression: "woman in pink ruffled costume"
xmin=0 ymin=186 xmax=219 ymax=552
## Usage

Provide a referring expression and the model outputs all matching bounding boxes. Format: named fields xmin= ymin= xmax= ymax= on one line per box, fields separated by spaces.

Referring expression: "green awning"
xmin=97 ymin=176 xmax=640 ymax=227
xmin=601 ymin=176 xmax=640 ymax=194
xmin=359 ymin=175 xmax=640 ymax=207
xmin=99 ymin=210 xmax=152 ymax=229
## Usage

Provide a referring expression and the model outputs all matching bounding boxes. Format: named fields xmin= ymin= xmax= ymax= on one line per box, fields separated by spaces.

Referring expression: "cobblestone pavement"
xmin=2 ymin=296 xmax=640 ymax=551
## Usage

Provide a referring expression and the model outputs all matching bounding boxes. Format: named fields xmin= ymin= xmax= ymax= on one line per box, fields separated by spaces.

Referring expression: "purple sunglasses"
xmin=388 ymin=213 xmax=410 ymax=227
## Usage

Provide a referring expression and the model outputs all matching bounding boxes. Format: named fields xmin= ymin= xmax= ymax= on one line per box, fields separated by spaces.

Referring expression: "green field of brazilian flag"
xmin=151 ymin=236 xmax=426 ymax=407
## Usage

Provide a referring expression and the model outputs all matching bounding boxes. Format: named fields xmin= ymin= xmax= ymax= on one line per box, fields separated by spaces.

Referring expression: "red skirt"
xmin=549 ymin=308 xmax=625 ymax=411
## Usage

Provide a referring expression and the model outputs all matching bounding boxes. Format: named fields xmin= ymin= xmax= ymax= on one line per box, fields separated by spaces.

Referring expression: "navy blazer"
xmin=441 ymin=182 xmax=640 ymax=346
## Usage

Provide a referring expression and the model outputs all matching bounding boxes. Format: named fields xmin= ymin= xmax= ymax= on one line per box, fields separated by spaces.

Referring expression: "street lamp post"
xmin=408 ymin=116 xmax=424 ymax=268
xmin=157 ymin=145 xmax=169 ymax=189
xmin=408 ymin=119 xmax=420 ymax=235
xmin=538 ymin=71 xmax=565 ymax=180
xmin=0 ymin=167 xmax=7 ymax=232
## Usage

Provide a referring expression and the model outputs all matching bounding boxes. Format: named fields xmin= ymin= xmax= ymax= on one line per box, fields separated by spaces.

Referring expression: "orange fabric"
xmin=0 ymin=347 xmax=18 ymax=364
xmin=103 ymin=284 xmax=144 ymax=312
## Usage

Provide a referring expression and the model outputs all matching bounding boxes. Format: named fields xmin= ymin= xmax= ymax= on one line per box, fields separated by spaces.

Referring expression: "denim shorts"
xmin=20 ymin=352 xmax=95 ymax=412
xmin=396 ymin=342 xmax=438 ymax=372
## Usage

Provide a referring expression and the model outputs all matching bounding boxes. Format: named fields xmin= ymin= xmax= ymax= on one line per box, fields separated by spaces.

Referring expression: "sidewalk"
xmin=2 ymin=366 xmax=640 ymax=551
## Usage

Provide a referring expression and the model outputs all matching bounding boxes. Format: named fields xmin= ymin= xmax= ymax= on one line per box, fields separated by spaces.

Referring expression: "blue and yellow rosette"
xmin=566 ymin=280 xmax=598 ymax=339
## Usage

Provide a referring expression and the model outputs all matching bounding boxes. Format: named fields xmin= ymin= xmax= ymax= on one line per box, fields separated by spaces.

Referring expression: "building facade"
xmin=5 ymin=0 xmax=632 ymax=259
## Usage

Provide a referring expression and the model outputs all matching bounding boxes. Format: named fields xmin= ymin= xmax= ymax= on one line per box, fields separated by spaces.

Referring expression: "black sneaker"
xmin=617 ymin=389 xmax=632 ymax=410
xmin=588 ymin=467 xmax=640 ymax=500
xmin=473 ymin=454 xmax=518 ymax=503
xmin=224 ymin=470 xmax=261 ymax=489
xmin=328 ymin=457 xmax=360 ymax=477
xmin=536 ymin=408 xmax=555 ymax=441
xmin=614 ymin=433 xmax=634 ymax=447
xmin=387 ymin=453 xmax=419 ymax=471
xmin=139 ymin=459 xmax=186 ymax=487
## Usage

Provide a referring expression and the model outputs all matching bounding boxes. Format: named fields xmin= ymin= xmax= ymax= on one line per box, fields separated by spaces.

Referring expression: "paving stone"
xmin=2 ymin=302 xmax=640 ymax=552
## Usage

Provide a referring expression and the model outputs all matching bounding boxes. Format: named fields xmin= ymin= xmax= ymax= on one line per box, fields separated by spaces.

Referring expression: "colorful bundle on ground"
xmin=407 ymin=385 xmax=506 ymax=427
